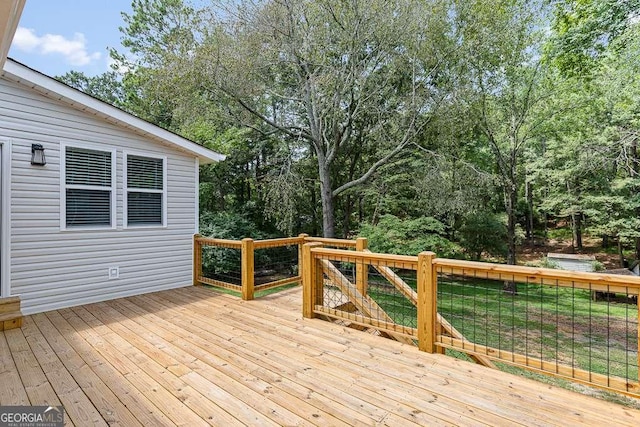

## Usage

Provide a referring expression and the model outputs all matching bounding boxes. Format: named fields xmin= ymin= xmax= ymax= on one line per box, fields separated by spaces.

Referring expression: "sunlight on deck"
xmin=1 ymin=286 xmax=639 ymax=426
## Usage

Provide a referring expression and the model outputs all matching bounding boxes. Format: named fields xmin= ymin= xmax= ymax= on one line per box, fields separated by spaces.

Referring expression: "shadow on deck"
xmin=1 ymin=286 xmax=639 ymax=426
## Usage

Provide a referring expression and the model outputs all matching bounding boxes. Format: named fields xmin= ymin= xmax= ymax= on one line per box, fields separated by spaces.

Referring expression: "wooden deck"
xmin=1 ymin=287 xmax=639 ymax=426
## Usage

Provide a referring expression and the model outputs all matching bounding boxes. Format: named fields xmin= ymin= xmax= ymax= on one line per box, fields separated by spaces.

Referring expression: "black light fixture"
xmin=31 ymin=144 xmax=46 ymax=166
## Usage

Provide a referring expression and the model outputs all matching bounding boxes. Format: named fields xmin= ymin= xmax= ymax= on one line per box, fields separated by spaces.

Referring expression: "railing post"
xmin=302 ymin=242 xmax=323 ymax=318
xmin=241 ymin=238 xmax=255 ymax=300
xmin=193 ymin=234 xmax=201 ymax=286
xmin=297 ymin=233 xmax=309 ymax=284
xmin=355 ymin=237 xmax=368 ymax=295
xmin=417 ymin=251 xmax=437 ymax=353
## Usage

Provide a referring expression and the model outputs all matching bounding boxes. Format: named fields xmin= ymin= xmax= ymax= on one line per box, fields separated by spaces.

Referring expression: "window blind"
xmin=66 ymin=147 xmax=112 ymax=186
xmin=65 ymin=147 xmax=113 ymax=227
xmin=127 ymin=192 xmax=162 ymax=225
xmin=126 ymin=155 xmax=164 ymax=226
xmin=66 ymin=189 xmax=111 ymax=226
xmin=127 ymin=155 xmax=163 ymax=189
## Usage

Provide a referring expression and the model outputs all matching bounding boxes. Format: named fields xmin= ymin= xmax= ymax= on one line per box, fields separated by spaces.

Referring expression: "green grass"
xmin=256 ymin=283 xmax=300 ymax=298
xmin=364 ymin=275 xmax=639 ymax=384
xmin=204 ymin=273 xmax=639 ymax=404
xmin=201 ymin=282 xmax=300 ymax=298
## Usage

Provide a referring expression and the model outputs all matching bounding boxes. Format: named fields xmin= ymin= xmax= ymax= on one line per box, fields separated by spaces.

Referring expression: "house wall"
xmin=0 ymin=76 xmax=198 ymax=314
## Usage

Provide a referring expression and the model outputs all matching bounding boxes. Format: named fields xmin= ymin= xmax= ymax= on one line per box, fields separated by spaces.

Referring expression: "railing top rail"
xmin=304 ymin=237 xmax=357 ymax=248
xmin=434 ymin=257 xmax=640 ymax=289
xmin=254 ymin=236 xmax=305 ymax=249
xmin=195 ymin=237 xmax=242 ymax=248
xmin=310 ymin=247 xmax=418 ymax=270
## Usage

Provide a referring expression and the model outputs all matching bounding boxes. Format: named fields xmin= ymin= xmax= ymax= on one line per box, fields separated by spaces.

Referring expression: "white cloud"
xmin=13 ymin=27 xmax=101 ymax=67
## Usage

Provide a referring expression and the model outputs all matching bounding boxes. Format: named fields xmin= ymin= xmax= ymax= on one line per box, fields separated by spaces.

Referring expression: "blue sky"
xmin=8 ymin=0 xmax=133 ymax=77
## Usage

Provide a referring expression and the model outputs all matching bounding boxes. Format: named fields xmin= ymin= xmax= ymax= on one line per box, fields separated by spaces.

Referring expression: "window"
xmin=124 ymin=153 xmax=166 ymax=227
xmin=62 ymin=145 xmax=116 ymax=229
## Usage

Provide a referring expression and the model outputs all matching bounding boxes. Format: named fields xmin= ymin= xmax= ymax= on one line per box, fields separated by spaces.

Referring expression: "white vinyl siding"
xmin=124 ymin=153 xmax=167 ymax=227
xmin=0 ymin=76 xmax=199 ymax=315
xmin=62 ymin=145 xmax=116 ymax=229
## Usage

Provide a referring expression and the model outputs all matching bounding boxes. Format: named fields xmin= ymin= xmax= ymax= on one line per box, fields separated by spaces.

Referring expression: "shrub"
xmin=359 ymin=215 xmax=462 ymax=258
xmin=539 ymin=257 xmax=560 ymax=269
xmin=199 ymin=211 xmax=273 ymax=276
xmin=458 ymin=212 xmax=508 ymax=260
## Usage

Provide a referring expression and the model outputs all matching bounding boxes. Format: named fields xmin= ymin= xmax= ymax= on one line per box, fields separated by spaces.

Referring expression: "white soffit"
xmin=0 ymin=0 xmax=25 ymax=69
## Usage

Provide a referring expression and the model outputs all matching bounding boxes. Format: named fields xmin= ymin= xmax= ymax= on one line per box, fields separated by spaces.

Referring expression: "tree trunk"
xmin=632 ymin=137 xmax=640 ymax=260
xmin=602 ymin=235 xmax=609 ymax=249
xmin=504 ymin=179 xmax=518 ymax=294
xmin=343 ymin=194 xmax=352 ymax=239
xmin=618 ymin=238 xmax=625 ymax=268
xmin=506 ymin=184 xmax=517 ymax=266
xmin=317 ymin=158 xmax=336 ymax=238
xmin=572 ymin=212 xmax=583 ymax=250
xmin=526 ymin=181 xmax=533 ymax=241
xmin=310 ymin=184 xmax=319 ymax=236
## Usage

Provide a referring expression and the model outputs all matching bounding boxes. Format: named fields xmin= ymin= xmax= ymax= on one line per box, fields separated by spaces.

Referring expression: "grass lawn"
xmin=365 ymin=273 xmax=638 ymax=385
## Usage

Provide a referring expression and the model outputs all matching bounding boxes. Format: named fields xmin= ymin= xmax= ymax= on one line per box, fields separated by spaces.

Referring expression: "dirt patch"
xmin=553 ymin=312 xmax=636 ymax=350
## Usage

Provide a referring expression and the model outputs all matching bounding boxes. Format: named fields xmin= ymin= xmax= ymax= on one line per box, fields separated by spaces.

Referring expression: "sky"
xmin=8 ymin=0 xmax=133 ymax=78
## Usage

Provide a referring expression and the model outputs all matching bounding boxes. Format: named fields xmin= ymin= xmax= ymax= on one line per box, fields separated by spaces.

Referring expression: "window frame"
xmin=60 ymin=142 xmax=117 ymax=231
xmin=123 ymin=150 xmax=167 ymax=229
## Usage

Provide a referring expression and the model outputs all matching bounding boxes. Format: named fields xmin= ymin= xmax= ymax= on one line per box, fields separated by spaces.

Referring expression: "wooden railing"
xmin=194 ymin=234 xmax=308 ymax=300
xmin=301 ymin=242 xmax=640 ymax=398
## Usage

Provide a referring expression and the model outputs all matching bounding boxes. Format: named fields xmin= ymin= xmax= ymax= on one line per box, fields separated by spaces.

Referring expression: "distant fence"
xmin=302 ymin=242 xmax=640 ymax=398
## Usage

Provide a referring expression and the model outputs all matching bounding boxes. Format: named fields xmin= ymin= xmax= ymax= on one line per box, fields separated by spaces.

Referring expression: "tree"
xmin=459 ymin=212 xmax=508 ymax=260
xmin=56 ymin=70 xmax=125 ymax=107
xmin=185 ymin=0 xmax=453 ymax=237
xmin=543 ymin=18 xmax=640 ymax=260
xmin=359 ymin=214 xmax=461 ymax=258
xmin=549 ymin=0 xmax=640 ymax=76
xmin=454 ymin=0 xmax=555 ymax=271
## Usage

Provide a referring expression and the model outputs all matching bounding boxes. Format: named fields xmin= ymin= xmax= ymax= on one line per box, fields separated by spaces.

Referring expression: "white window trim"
xmin=123 ymin=150 xmax=167 ymax=229
xmin=60 ymin=142 xmax=117 ymax=231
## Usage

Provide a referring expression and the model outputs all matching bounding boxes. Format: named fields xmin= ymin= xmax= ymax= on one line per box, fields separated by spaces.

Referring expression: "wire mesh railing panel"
xmin=254 ymin=244 xmax=299 ymax=289
xmin=436 ymin=266 xmax=639 ymax=395
xmin=314 ymin=250 xmax=418 ymax=339
xmin=366 ymin=262 xmax=418 ymax=329
xmin=200 ymin=244 xmax=242 ymax=288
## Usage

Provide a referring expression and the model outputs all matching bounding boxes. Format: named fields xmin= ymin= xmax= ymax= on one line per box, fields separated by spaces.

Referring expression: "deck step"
xmin=0 ymin=296 xmax=23 ymax=330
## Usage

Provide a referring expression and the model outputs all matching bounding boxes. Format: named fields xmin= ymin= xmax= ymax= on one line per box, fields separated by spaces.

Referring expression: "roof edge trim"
xmin=2 ymin=59 xmax=225 ymax=163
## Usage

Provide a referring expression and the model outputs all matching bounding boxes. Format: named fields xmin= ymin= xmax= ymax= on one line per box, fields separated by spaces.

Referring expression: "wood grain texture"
xmin=241 ymin=238 xmax=255 ymax=301
xmin=1 ymin=286 xmax=639 ymax=426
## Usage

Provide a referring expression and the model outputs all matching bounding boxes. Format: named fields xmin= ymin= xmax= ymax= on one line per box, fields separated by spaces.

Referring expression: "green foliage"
xmin=199 ymin=211 xmax=271 ymax=241
xmin=591 ymin=260 xmax=605 ymax=272
xmin=539 ymin=257 xmax=560 ymax=269
xmin=359 ymin=215 xmax=461 ymax=257
xmin=549 ymin=0 xmax=640 ymax=76
xmin=199 ymin=211 xmax=274 ymax=276
xmin=458 ymin=212 xmax=508 ymax=260
xmin=70 ymin=0 xmax=640 ymax=264
xmin=56 ymin=71 xmax=125 ymax=107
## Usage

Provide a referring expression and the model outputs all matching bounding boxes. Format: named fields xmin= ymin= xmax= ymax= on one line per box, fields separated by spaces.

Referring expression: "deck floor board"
xmin=1 ymin=286 xmax=639 ymax=426
xmin=143 ymin=289 xmax=504 ymax=426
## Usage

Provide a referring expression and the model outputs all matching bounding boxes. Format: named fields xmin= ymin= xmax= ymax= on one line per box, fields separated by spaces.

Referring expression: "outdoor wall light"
xmin=31 ymin=144 xmax=46 ymax=166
